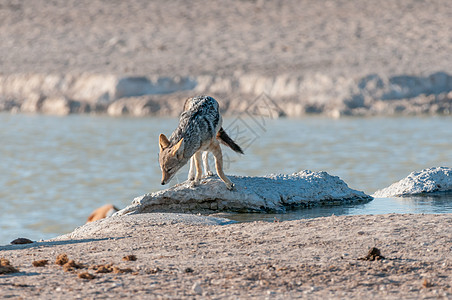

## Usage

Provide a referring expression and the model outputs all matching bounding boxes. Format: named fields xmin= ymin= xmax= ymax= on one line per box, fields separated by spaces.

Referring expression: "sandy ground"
xmin=1 ymin=0 xmax=451 ymax=78
xmin=1 ymin=213 xmax=451 ymax=299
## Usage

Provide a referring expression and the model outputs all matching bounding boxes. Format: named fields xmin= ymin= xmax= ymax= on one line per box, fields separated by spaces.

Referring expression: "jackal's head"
xmin=158 ymin=134 xmax=185 ymax=185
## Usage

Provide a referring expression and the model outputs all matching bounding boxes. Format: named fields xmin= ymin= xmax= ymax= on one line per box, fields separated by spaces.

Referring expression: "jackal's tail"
xmin=217 ymin=127 xmax=244 ymax=154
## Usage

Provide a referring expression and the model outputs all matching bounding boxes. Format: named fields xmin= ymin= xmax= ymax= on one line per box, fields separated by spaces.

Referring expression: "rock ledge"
xmin=373 ymin=167 xmax=452 ymax=197
xmin=116 ymin=171 xmax=372 ymax=215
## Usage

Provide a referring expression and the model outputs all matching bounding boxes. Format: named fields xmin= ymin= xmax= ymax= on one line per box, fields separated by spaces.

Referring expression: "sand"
xmin=1 ymin=0 xmax=450 ymax=77
xmin=1 ymin=213 xmax=451 ymax=299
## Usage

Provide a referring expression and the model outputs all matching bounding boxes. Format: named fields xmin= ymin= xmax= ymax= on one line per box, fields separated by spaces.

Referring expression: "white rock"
xmin=2 ymin=72 xmax=452 ymax=117
xmin=41 ymin=96 xmax=72 ymax=115
xmin=116 ymin=171 xmax=372 ymax=215
xmin=115 ymin=76 xmax=196 ymax=98
xmin=192 ymin=282 xmax=202 ymax=295
xmin=114 ymin=77 xmax=153 ymax=99
xmin=373 ymin=167 xmax=452 ymax=198
xmin=20 ymin=94 xmax=44 ymax=113
xmin=107 ymin=96 xmax=159 ymax=116
xmin=66 ymin=74 xmax=117 ymax=104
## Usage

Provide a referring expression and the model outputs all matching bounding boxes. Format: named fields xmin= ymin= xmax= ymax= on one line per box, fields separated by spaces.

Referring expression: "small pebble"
xmin=192 ymin=282 xmax=202 ymax=295
xmin=78 ymin=272 xmax=96 ymax=280
xmin=32 ymin=260 xmax=48 ymax=267
xmin=11 ymin=238 xmax=33 ymax=245
xmin=122 ymin=255 xmax=137 ymax=261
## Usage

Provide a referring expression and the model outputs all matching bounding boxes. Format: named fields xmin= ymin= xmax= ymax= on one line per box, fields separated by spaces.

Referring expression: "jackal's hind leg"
xmin=188 ymin=156 xmax=196 ymax=181
xmin=190 ymin=151 xmax=203 ymax=187
xmin=202 ymin=152 xmax=214 ymax=177
xmin=211 ymin=143 xmax=234 ymax=190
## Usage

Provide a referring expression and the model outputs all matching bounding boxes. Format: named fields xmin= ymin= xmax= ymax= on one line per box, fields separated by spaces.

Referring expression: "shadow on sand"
xmin=0 ymin=237 xmax=123 ymax=252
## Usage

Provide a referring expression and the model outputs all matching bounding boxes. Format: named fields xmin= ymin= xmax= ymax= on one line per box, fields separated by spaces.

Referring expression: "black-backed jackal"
xmin=158 ymin=96 xmax=243 ymax=189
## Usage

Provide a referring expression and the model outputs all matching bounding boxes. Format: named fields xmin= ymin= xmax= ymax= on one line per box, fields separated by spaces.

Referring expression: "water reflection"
xmin=396 ymin=193 xmax=452 ymax=214
xmin=223 ymin=194 xmax=452 ymax=222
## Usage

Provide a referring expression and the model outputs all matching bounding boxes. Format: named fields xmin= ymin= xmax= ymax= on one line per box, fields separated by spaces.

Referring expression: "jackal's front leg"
xmin=211 ymin=142 xmax=234 ymax=190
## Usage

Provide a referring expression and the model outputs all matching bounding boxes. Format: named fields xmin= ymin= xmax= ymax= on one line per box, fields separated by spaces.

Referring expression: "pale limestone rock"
xmin=208 ymin=77 xmax=233 ymax=94
xmin=67 ymin=74 xmax=117 ymax=103
xmin=0 ymin=74 xmax=47 ymax=97
xmin=107 ymin=96 xmax=160 ymax=117
xmin=115 ymin=76 xmax=196 ymax=98
xmin=2 ymin=72 xmax=452 ymax=117
xmin=40 ymin=96 xmax=72 ymax=115
xmin=373 ymin=167 xmax=452 ymax=198
xmin=194 ymin=75 xmax=214 ymax=93
xmin=150 ymin=76 xmax=196 ymax=94
xmin=115 ymin=171 xmax=372 ymax=215
xmin=20 ymin=94 xmax=45 ymax=113
xmin=114 ymin=77 xmax=153 ymax=99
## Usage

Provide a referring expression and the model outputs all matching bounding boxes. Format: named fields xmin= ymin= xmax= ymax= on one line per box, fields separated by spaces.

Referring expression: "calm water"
xmin=1 ymin=113 xmax=452 ymax=244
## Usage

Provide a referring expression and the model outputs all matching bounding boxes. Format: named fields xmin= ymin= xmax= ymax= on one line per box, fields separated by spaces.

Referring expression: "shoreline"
xmin=1 ymin=213 xmax=451 ymax=299
xmin=1 ymin=72 xmax=452 ymax=118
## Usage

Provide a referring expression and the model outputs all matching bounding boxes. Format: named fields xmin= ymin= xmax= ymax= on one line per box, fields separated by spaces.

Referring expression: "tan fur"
xmin=86 ymin=204 xmax=119 ymax=223
xmin=209 ymin=141 xmax=233 ymax=188
xmin=159 ymin=134 xmax=170 ymax=150
xmin=171 ymin=138 xmax=184 ymax=158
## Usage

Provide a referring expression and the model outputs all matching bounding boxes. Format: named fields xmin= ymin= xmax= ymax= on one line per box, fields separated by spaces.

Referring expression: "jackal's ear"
xmin=159 ymin=134 xmax=170 ymax=150
xmin=171 ymin=138 xmax=184 ymax=159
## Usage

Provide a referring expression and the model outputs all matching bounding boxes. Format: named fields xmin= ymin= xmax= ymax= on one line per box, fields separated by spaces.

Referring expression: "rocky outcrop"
xmin=115 ymin=171 xmax=372 ymax=215
xmin=373 ymin=167 xmax=452 ymax=198
xmin=1 ymin=72 xmax=452 ymax=117
xmin=0 ymin=74 xmax=194 ymax=116
xmin=107 ymin=96 xmax=162 ymax=117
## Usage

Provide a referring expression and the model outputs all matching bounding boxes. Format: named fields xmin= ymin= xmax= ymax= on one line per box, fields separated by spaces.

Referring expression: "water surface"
xmin=1 ymin=114 xmax=451 ymax=244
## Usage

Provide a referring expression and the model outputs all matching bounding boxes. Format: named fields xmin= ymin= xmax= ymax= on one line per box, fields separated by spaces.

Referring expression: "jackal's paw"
xmin=190 ymin=180 xmax=200 ymax=188
xmin=188 ymin=175 xmax=195 ymax=181
xmin=206 ymin=171 xmax=214 ymax=177
xmin=225 ymin=182 xmax=235 ymax=190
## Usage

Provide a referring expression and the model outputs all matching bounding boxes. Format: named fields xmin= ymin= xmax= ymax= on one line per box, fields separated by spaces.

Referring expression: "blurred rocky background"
xmin=0 ymin=0 xmax=451 ymax=117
